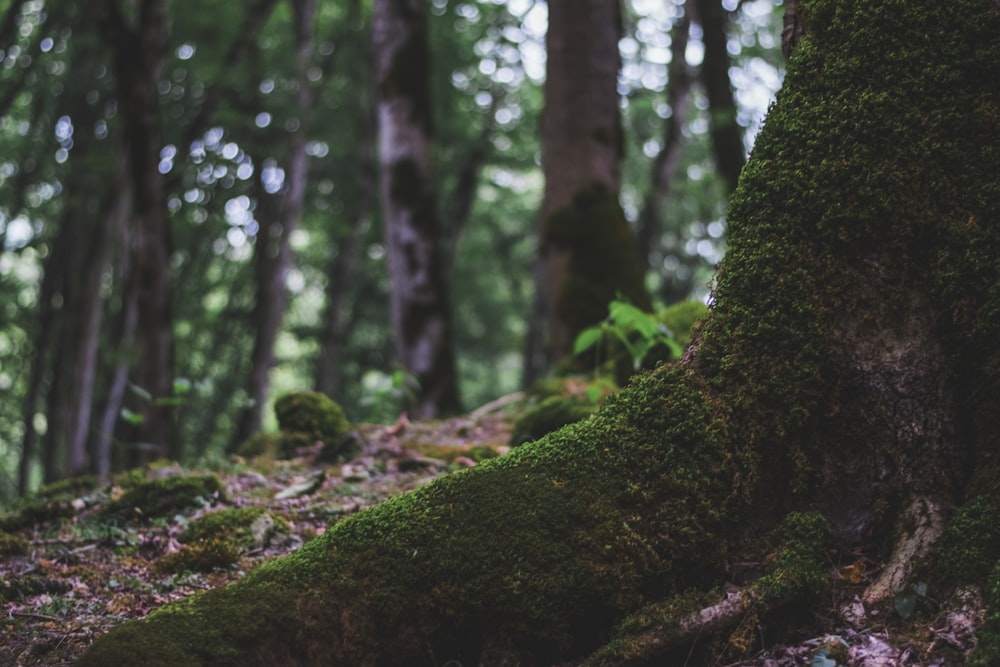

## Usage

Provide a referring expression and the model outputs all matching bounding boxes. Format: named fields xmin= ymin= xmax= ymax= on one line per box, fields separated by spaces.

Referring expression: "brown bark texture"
xmin=374 ymin=0 xmax=461 ymax=419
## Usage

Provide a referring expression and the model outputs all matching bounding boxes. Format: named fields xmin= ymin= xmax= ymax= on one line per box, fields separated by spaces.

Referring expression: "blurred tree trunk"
xmin=635 ymin=6 xmax=693 ymax=280
xmin=373 ymin=0 xmax=461 ymax=419
xmin=315 ymin=0 xmax=373 ymax=398
xmin=98 ymin=0 xmax=176 ymax=465
xmin=17 ymin=11 xmax=122 ymax=485
xmin=536 ymin=0 xmax=650 ymax=366
xmin=691 ymin=0 xmax=745 ymax=193
xmin=231 ymin=0 xmax=317 ymax=450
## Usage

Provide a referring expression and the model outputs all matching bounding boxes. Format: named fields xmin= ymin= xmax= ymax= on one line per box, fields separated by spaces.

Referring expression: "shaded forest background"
xmin=0 ymin=0 xmax=785 ymax=503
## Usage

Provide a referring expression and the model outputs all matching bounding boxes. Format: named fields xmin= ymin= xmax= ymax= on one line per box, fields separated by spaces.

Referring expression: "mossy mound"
xmin=509 ymin=395 xmax=597 ymax=447
xmin=241 ymin=391 xmax=353 ymax=460
xmin=274 ymin=391 xmax=350 ymax=444
xmin=154 ymin=536 xmax=241 ymax=575
xmin=0 ymin=530 xmax=29 ymax=557
xmin=103 ymin=474 xmax=228 ymax=521
xmin=0 ymin=474 xmax=99 ymax=531
xmin=180 ymin=506 xmax=289 ymax=550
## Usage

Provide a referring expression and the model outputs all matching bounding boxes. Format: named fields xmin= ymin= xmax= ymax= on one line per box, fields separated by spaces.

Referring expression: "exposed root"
xmin=864 ymin=496 xmax=946 ymax=603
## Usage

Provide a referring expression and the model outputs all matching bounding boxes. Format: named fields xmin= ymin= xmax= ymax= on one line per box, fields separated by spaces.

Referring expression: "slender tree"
xmin=78 ymin=1 xmax=1000 ymax=664
xmin=373 ymin=0 xmax=461 ymax=418
xmin=634 ymin=6 xmax=694 ymax=275
xmin=231 ymin=0 xmax=317 ymax=449
xmin=691 ymin=0 xmax=745 ymax=192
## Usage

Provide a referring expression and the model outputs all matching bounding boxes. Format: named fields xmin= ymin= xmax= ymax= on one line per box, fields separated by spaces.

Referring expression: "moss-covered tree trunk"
xmin=538 ymin=0 xmax=650 ymax=365
xmin=374 ymin=0 xmax=461 ymax=419
xmin=79 ymin=1 xmax=1000 ymax=665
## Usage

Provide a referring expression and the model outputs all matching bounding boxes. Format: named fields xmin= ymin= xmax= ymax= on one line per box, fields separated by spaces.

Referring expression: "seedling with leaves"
xmin=574 ymin=298 xmax=684 ymax=376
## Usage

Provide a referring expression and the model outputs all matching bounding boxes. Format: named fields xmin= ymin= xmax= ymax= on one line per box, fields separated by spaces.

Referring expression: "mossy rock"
xmin=0 ymin=530 xmax=29 ymax=557
xmin=510 ymin=395 xmax=597 ymax=447
xmin=154 ymin=536 xmax=241 ymax=575
xmin=103 ymin=474 xmax=228 ymax=521
xmin=274 ymin=391 xmax=350 ymax=443
xmin=0 ymin=474 xmax=100 ymax=531
xmin=180 ymin=506 xmax=289 ymax=550
xmin=236 ymin=432 xmax=282 ymax=459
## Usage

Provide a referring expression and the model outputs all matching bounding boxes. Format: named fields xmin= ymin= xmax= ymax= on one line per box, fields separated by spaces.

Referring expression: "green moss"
xmin=544 ymin=183 xmax=651 ymax=349
xmin=974 ymin=560 xmax=1000 ymax=666
xmin=273 ymin=391 xmax=350 ymax=457
xmin=180 ymin=506 xmax=288 ymax=549
xmin=103 ymin=474 xmax=228 ymax=521
xmin=754 ymin=512 xmax=831 ymax=604
xmin=76 ymin=1 xmax=1000 ymax=663
xmin=934 ymin=496 xmax=1000 ymax=587
xmin=0 ymin=474 xmax=100 ymax=531
xmin=509 ymin=395 xmax=596 ymax=447
xmin=657 ymin=300 xmax=707 ymax=346
xmin=154 ymin=536 xmax=241 ymax=575
xmin=0 ymin=530 xmax=29 ymax=557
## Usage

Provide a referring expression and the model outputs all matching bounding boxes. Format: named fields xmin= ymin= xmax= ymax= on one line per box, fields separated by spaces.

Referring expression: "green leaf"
xmin=573 ymin=326 xmax=604 ymax=356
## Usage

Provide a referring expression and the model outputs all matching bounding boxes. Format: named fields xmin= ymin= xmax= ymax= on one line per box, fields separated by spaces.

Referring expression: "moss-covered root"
xmin=78 ymin=367 xmax=732 ymax=666
xmin=582 ymin=513 xmax=830 ymax=667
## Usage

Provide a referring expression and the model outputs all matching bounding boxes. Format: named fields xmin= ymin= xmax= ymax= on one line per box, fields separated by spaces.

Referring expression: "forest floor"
xmin=0 ymin=403 xmax=982 ymax=666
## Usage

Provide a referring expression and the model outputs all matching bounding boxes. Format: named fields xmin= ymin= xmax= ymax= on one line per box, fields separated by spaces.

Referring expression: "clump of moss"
xmin=0 ymin=474 xmax=100 ymax=531
xmin=180 ymin=506 xmax=288 ymax=550
xmin=154 ymin=535 xmax=241 ymax=575
xmin=274 ymin=391 xmax=350 ymax=442
xmin=658 ymin=300 xmax=707 ymax=347
xmin=0 ymin=530 xmax=29 ymax=557
xmin=240 ymin=391 xmax=353 ymax=460
xmin=103 ymin=474 xmax=228 ymax=521
xmin=755 ymin=512 xmax=831 ymax=604
xmin=543 ymin=183 xmax=651 ymax=350
xmin=933 ymin=496 xmax=1000 ymax=587
xmin=510 ymin=395 xmax=597 ymax=447
xmin=974 ymin=560 xmax=1000 ymax=666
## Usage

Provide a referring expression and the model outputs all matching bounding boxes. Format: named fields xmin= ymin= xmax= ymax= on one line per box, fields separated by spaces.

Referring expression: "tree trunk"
xmin=373 ymin=0 xmax=461 ymax=419
xmin=99 ymin=0 xmax=175 ymax=465
xmin=691 ymin=0 xmax=744 ymax=193
xmin=78 ymin=1 xmax=1000 ymax=665
xmin=315 ymin=0 xmax=374 ymax=398
xmin=230 ymin=0 xmax=317 ymax=450
xmin=538 ymin=0 xmax=649 ymax=365
xmin=634 ymin=7 xmax=693 ymax=272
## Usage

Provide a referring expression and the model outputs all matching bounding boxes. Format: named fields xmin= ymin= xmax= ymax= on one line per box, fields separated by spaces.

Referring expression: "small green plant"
xmin=574 ymin=298 xmax=684 ymax=376
xmin=359 ymin=369 xmax=419 ymax=423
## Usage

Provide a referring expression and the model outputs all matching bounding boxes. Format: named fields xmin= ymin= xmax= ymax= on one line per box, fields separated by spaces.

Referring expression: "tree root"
xmin=864 ymin=496 xmax=946 ymax=603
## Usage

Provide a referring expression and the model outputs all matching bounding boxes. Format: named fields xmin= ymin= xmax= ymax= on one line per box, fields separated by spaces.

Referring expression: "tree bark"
xmin=691 ymin=0 xmax=745 ymax=193
xmin=77 ymin=1 xmax=1000 ymax=665
xmin=373 ymin=0 xmax=461 ymax=419
xmin=99 ymin=0 xmax=175 ymax=465
xmin=315 ymin=0 xmax=374 ymax=398
xmin=538 ymin=0 xmax=649 ymax=365
xmin=634 ymin=7 xmax=694 ymax=273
